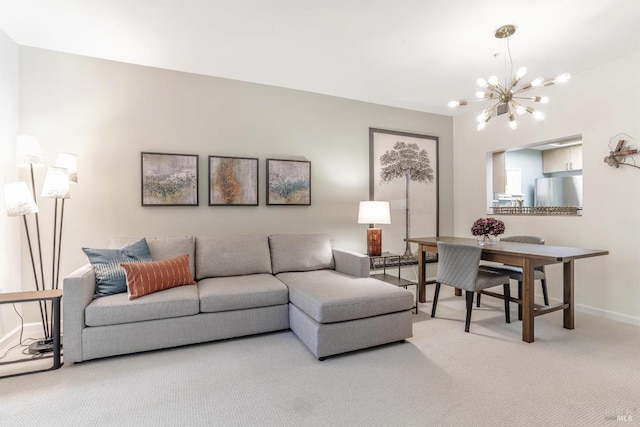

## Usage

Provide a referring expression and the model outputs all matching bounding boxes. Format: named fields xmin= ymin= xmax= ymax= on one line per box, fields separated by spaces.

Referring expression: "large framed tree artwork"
xmin=369 ymin=128 xmax=439 ymax=259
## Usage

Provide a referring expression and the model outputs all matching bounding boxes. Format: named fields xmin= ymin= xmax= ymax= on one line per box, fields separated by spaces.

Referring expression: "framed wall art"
xmin=266 ymin=159 xmax=311 ymax=206
xmin=369 ymin=128 xmax=439 ymax=258
xmin=141 ymin=152 xmax=199 ymax=206
xmin=208 ymin=155 xmax=259 ymax=206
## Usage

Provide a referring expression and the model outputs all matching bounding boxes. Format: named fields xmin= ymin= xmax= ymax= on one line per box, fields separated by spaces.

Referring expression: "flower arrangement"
xmin=471 ymin=217 xmax=505 ymax=238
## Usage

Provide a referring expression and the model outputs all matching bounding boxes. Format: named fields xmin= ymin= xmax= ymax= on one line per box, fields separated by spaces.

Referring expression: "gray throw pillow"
xmin=83 ymin=238 xmax=152 ymax=298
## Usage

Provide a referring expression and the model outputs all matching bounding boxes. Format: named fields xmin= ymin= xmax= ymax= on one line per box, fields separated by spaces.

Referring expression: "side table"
xmin=0 ymin=289 xmax=63 ymax=378
xmin=369 ymin=252 xmax=419 ymax=314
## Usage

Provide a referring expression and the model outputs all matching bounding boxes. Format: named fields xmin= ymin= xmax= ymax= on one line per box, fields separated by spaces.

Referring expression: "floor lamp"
xmin=3 ymin=182 xmax=50 ymax=341
xmin=15 ymin=136 xmax=50 ymax=345
xmin=8 ymin=136 xmax=75 ymax=354
xmin=358 ymin=201 xmax=391 ymax=257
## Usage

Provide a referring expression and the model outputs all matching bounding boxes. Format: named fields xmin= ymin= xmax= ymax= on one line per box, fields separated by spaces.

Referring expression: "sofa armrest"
xmin=62 ymin=264 xmax=95 ymax=363
xmin=332 ymin=249 xmax=370 ymax=278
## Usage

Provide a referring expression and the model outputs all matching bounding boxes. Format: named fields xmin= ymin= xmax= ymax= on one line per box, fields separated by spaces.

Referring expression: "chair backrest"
xmin=499 ymin=235 xmax=545 ymax=272
xmin=436 ymin=242 xmax=481 ymax=292
xmin=500 ymin=235 xmax=544 ymax=245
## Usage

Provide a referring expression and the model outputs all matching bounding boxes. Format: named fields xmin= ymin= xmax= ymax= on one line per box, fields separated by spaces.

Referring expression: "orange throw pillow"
xmin=121 ymin=254 xmax=196 ymax=300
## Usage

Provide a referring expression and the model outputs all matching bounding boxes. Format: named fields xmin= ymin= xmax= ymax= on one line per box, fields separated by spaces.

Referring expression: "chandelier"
xmin=448 ymin=25 xmax=570 ymax=131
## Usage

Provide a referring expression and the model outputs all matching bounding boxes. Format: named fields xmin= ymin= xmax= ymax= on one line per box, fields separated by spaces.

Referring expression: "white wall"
xmin=453 ymin=51 xmax=640 ymax=324
xmin=14 ymin=47 xmax=454 ymax=304
xmin=0 ymin=30 xmax=20 ymax=337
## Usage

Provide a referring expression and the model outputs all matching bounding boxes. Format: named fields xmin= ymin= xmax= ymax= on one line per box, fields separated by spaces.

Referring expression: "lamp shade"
xmin=41 ymin=167 xmax=70 ymax=199
xmin=358 ymin=201 xmax=391 ymax=225
xmin=55 ymin=152 xmax=78 ymax=183
xmin=16 ymin=135 xmax=43 ymax=167
xmin=4 ymin=182 xmax=39 ymax=217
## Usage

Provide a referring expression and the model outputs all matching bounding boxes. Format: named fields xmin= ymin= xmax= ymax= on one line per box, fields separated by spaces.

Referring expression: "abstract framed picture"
xmin=266 ymin=159 xmax=311 ymax=206
xmin=208 ymin=155 xmax=259 ymax=206
xmin=141 ymin=152 xmax=199 ymax=206
xmin=369 ymin=128 xmax=439 ymax=258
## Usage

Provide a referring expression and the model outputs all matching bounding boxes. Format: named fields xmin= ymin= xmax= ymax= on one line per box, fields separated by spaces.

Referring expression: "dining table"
xmin=405 ymin=236 xmax=609 ymax=342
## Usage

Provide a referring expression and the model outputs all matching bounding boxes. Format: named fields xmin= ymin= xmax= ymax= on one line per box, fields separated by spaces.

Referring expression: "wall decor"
xmin=141 ymin=152 xmax=198 ymax=206
xmin=208 ymin=155 xmax=259 ymax=206
xmin=604 ymin=133 xmax=638 ymax=169
xmin=369 ymin=128 xmax=439 ymax=258
xmin=266 ymin=159 xmax=311 ymax=206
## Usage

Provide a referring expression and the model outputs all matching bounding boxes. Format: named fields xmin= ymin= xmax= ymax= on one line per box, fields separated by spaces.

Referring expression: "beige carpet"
xmin=1 ymin=286 xmax=639 ymax=427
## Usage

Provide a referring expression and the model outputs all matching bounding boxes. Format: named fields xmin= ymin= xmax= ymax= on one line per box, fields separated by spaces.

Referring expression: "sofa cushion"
xmin=198 ymin=274 xmax=289 ymax=312
xmin=109 ymin=236 xmax=196 ymax=277
xmin=122 ymin=254 xmax=196 ymax=300
xmin=85 ymin=284 xmax=200 ymax=327
xmin=269 ymin=234 xmax=335 ymax=274
xmin=195 ymin=235 xmax=272 ymax=280
xmin=277 ymin=270 xmax=413 ymax=323
xmin=83 ymin=238 xmax=152 ymax=298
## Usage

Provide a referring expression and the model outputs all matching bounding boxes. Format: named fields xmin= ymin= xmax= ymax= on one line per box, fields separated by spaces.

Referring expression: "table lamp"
xmin=358 ymin=201 xmax=391 ymax=256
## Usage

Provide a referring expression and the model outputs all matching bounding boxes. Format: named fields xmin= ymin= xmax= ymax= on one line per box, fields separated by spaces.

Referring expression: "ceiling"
xmin=1 ymin=0 xmax=639 ymax=116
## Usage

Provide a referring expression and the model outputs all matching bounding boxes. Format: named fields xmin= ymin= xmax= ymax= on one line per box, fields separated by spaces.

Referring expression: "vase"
xmin=476 ymin=235 xmax=496 ymax=246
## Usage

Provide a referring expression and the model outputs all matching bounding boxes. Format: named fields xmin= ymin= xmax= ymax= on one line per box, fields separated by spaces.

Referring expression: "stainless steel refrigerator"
xmin=535 ymin=176 xmax=583 ymax=207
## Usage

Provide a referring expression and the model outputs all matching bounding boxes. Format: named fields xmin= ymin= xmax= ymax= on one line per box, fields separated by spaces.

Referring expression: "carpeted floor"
xmin=1 ymin=286 xmax=639 ymax=426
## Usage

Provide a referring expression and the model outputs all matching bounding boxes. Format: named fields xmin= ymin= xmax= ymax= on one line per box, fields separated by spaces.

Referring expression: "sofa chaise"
xmin=63 ymin=234 xmax=414 ymax=362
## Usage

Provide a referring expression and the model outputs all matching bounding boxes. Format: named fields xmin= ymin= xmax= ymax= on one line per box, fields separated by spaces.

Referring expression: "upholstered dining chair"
xmin=479 ymin=235 xmax=549 ymax=320
xmin=431 ymin=242 xmax=511 ymax=332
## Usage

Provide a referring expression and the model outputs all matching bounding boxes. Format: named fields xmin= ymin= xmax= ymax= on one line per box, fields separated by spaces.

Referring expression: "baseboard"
xmin=0 ymin=322 xmax=45 ymax=356
xmin=574 ymin=302 xmax=640 ymax=326
xmin=547 ymin=296 xmax=640 ymax=326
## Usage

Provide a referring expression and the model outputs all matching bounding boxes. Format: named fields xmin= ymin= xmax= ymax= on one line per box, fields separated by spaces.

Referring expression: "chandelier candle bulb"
xmin=516 ymin=67 xmax=528 ymax=78
xmin=531 ymin=76 xmax=545 ymax=87
xmin=532 ymin=96 xmax=550 ymax=104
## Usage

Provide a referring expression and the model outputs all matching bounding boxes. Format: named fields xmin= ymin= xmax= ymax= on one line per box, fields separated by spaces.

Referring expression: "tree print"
xmin=379 ymin=141 xmax=434 ymax=257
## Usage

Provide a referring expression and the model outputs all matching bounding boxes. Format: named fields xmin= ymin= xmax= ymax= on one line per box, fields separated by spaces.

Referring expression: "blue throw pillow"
xmin=83 ymin=238 xmax=152 ymax=298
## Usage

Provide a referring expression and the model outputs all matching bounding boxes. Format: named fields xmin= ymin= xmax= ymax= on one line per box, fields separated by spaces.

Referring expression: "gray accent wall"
xmin=15 ymin=46 xmax=454 ymax=293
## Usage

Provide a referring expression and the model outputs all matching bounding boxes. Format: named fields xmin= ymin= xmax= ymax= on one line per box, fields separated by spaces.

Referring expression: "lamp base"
xmin=366 ymin=228 xmax=383 ymax=257
xmin=28 ymin=338 xmax=61 ymax=354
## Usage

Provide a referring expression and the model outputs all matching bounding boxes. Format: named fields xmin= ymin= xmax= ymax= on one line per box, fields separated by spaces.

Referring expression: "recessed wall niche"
xmin=487 ymin=135 xmax=583 ymax=216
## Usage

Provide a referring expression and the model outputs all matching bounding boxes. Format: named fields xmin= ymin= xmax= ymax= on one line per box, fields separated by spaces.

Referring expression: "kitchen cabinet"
xmin=543 ymin=145 xmax=582 ymax=173
xmin=492 ymin=151 xmax=506 ymax=193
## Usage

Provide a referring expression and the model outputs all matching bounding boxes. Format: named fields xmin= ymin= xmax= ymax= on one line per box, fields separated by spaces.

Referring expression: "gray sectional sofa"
xmin=63 ymin=234 xmax=414 ymax=362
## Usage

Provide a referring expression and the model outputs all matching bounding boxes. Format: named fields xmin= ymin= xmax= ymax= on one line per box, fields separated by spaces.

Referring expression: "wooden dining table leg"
xmin=563 ymin=260 xmax=575 ymax=329
xmin=522 ymin=258 xmax=535 ymax=343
